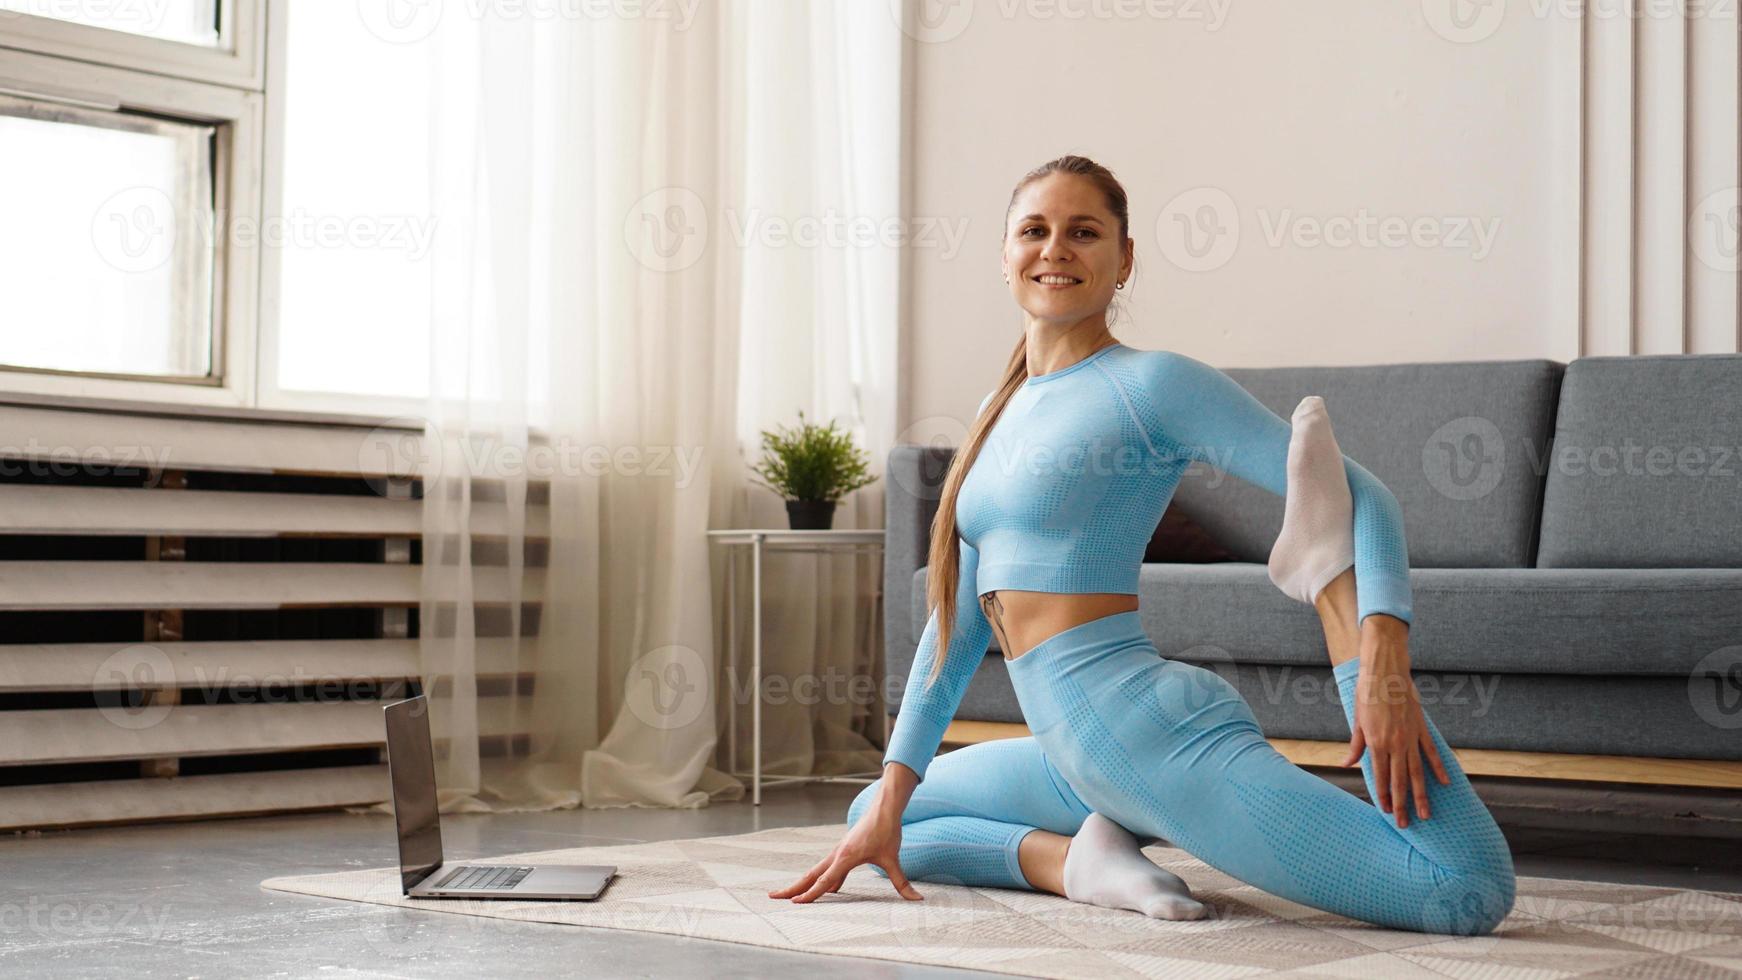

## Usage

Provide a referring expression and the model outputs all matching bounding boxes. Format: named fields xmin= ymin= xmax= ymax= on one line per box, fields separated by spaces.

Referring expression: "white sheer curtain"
xmin=412 ymin=1 xmax=901 ymax=811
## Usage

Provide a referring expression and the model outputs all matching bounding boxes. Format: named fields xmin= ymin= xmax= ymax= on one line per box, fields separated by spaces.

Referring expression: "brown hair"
xmin=923 ymin=155 xmax=1132 ymax=686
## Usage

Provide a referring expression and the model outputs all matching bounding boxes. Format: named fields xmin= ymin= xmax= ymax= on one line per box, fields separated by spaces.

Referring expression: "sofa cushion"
xmin=899 ymin=563 xmax=1742 ymax=760
xmin=1133 ymin=563 xmax=1742 ymax=678
xmin=902 ymin=660 xmax=1739 ymax=761
xmin=1168 ymin=359 xmax=1564 ymax=568
xmin=1537 ymin=354 xmax=1742 ymax=568
xmin=1203 ymin=667 xmax=1735 ymax=761
xmin=909 ymin=563 xmax=1742 ymax=678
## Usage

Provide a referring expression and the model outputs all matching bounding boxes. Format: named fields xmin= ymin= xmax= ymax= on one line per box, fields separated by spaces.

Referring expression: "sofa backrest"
xmin=1168 ymin=359 xmax=1565 ymax=568
xmin=883 ymin=445 xmax=955 ymax=684
xmin=1537 ymin=354 xmax=1742 ymax=568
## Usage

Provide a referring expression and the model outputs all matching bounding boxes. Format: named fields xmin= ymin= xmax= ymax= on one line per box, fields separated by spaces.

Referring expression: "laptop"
xmin=383 ymin=695 xmax=617 ymax=900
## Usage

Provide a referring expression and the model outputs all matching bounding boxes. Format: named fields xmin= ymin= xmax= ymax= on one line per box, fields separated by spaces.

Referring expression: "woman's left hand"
xmin=1340 ymin=614 xmax=1451 ymax=828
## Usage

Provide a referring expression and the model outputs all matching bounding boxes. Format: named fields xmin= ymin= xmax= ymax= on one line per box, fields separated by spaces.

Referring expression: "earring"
xmin=1116 ymin=281 xmax=1125 ymax=290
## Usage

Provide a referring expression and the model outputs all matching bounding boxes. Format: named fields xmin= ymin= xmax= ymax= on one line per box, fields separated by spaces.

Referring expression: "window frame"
xmin=0 ymin=0 xmax=265 ymax=90
xmin=0 ymin=44 xmax=261 ymax=409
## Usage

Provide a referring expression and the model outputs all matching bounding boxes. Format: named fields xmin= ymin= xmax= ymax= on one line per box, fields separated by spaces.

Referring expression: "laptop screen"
xmin=384 ymin=697 xmax=443 ymax=892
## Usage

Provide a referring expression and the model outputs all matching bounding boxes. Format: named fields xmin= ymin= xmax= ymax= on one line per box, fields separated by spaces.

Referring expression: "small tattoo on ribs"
xmin=981 ymin=591 xmax=1014 ymax=660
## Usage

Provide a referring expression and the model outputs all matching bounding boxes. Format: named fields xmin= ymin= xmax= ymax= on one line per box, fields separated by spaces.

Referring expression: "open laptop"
xmin=384 ymin=695 xmax=617 ymax=900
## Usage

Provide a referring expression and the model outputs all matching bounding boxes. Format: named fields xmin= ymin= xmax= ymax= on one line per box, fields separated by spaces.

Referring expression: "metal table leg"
xmin=725 ymin=543 xmax=736 ymax=782
xmin=752 ymin=532 xmax=763 ymax=806
xmin=875 ymin=545 xmax=889 ymax=750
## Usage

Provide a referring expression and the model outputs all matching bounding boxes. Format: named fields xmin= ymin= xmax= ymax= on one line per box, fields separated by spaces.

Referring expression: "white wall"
xmin=897 ymin=0 xmax=1740 ymax=436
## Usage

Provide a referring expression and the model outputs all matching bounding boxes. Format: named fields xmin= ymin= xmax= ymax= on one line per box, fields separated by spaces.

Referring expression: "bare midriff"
xmin=978 ymin=590 xmax=1140 ymax=662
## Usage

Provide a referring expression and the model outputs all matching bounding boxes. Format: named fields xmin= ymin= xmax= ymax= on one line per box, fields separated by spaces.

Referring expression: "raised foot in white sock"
xmin=1267 ymin=395 xmax=1356 ymax=606
xmin=1062 ymin=812 xmax=1211 ymax=921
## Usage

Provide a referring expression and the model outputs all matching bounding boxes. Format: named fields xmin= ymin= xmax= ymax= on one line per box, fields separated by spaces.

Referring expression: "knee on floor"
xmin=1424 ymin=868 xmax=1516 ymax=936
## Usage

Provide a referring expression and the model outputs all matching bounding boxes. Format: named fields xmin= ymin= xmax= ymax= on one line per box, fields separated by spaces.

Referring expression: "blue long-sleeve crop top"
xmin=883 ymin=342 xmax=1414 ymax=782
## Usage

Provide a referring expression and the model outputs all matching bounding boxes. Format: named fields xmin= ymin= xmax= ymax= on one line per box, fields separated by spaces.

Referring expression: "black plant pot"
xmin=785 ymin=498 xmax=836 ymax=530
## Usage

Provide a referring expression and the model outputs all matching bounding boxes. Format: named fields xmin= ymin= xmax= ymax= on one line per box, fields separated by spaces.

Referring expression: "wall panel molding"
xmin=1582 ymin=0 xmax=1638 ymax=357
xmin=1685 ymin=0 xmax=1741 ymax=353
xmin=1582 ymin=0 xmax=1741 ymax=357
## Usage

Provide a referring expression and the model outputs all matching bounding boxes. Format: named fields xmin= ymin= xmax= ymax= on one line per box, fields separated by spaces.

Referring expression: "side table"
xmin=708 ymin=528 xmax=887 ymax=805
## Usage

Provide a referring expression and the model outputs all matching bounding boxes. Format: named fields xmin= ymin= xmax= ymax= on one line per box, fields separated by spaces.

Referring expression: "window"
xmin=0 ymin=0 xmax=261 ymax=88
xmin=0 ymin=41 xmax=260 ymax=408
xmin=0 ymin=0 xmax=431 ymax=417
xmin=0 ymin=92 xmax=218 ymax=380
xmin=260 ymin=0 xmax=433 ymax=408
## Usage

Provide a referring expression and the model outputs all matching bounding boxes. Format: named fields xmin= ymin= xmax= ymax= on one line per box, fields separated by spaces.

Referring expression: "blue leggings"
xmin=851 ymin=610 xmax=1515 ymax=935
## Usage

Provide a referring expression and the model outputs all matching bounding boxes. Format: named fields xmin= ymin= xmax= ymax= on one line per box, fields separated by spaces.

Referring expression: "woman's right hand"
xmin=767 ymin=785 xmax=923 ymax=903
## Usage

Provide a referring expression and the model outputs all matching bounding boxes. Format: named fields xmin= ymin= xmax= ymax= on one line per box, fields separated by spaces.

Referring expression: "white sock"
xmin=1267 ymin=395 xmax=1356 ymax=605
xmin=1062 ymin=812 xmax=1211 ymax=921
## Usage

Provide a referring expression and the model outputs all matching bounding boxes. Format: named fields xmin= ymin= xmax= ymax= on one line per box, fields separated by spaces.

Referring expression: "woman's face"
xmin=1001 ymin=173 xmax=1133 ymax=327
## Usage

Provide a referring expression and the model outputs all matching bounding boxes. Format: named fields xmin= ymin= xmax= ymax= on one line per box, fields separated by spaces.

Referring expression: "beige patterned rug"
xmin=261 ymin=824 xmax=1742 ymax=978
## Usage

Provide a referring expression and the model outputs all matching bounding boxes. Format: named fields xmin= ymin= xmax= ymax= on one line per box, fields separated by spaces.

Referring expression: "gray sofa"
xmin=884 ymin=354 xmax=1742 ymax=765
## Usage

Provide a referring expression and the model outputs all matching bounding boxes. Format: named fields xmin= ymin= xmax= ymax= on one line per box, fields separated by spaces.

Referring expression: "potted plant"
xmin=748 ymin=410 xmax=877 ymax=530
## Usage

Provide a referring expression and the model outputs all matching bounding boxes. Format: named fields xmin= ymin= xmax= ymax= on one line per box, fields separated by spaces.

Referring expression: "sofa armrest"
xmin=883 ymin=445 xmax=955 ymax=711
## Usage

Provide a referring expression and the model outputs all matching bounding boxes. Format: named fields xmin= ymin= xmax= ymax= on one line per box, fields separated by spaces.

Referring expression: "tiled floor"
xmin=1 ymin=782 xmax=1737 ymax=979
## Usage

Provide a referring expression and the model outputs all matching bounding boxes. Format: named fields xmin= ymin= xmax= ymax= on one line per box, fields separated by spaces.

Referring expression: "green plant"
xmin=748 ymin=410 xmax=877 ymax=502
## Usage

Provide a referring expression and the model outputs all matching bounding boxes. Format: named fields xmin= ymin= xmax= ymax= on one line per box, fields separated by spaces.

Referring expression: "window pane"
xmin=0 ymin=94 xmax=216 ymax=378
xmin=0 ymin=0 xmax=222 ymax=47
xmin=274 ymin=1 xmax=431 ymax=400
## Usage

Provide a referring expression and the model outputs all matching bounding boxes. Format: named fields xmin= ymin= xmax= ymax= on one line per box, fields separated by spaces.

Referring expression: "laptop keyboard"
xmin=433 ymin=865 xmax=535 ymax=890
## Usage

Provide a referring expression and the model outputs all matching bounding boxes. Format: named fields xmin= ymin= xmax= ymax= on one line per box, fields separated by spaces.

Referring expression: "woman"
xmin=769 ymin=156 xmax=1516 ymax=935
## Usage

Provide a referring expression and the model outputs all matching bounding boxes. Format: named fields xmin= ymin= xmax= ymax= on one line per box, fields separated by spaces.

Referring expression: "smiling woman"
xmin=772 ymin=154 xmax=1516 ymax=937
xmin=941 ymin=156 xmax=1139 ymax=671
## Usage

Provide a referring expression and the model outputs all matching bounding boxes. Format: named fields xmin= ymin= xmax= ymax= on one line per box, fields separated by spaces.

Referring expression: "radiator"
xmin=0 ymin=403 xmax=544 ymax=830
